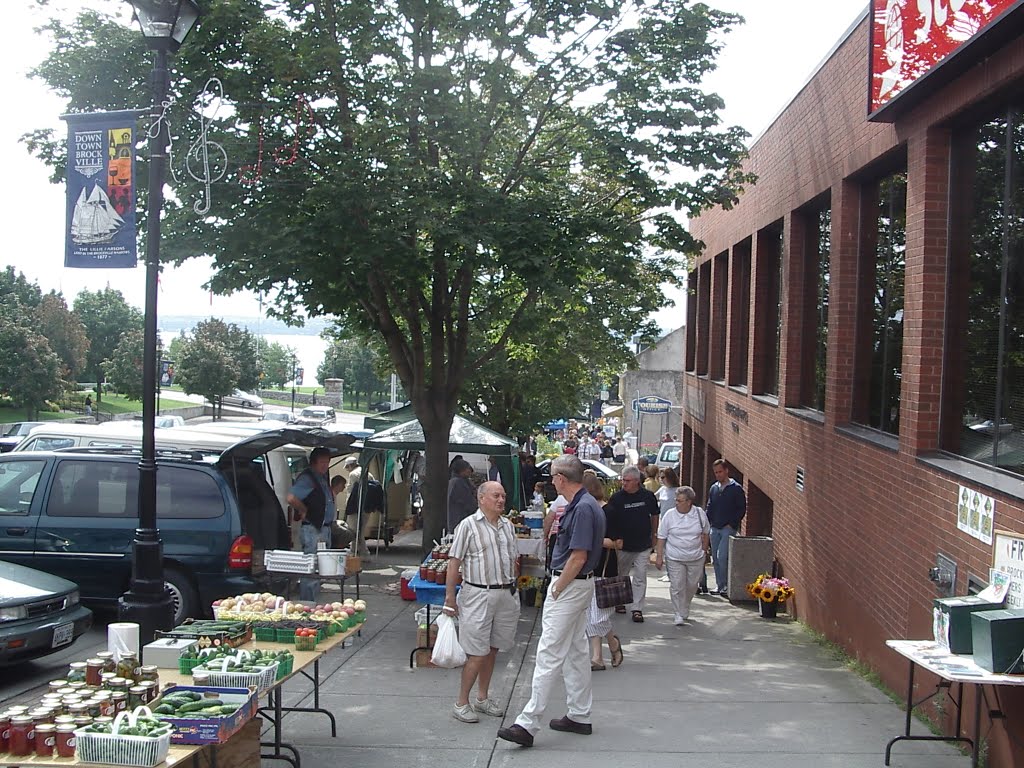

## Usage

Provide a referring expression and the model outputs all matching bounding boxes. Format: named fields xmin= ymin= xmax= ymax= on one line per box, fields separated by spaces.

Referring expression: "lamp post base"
xmin=118 ymin=592 xmax=175 ymax=645
xmin=118 ymin=536 xmax=174 ymax=644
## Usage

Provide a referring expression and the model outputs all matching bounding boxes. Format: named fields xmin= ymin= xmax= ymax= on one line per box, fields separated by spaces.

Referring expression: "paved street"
xmin=2 ymin=535 xmax=969 ymax=767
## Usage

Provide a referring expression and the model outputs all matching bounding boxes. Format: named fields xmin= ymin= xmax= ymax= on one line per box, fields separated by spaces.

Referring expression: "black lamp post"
xmin=118 ymin=0 xmax=201 ymax=643
xmin=291 ymin=355 xmax=298 ymax=414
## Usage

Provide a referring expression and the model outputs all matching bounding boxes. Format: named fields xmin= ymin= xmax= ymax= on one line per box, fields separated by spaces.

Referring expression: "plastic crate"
xmin=254 ymin=626 xmax=278 ymax=642
xmin=275 ymin=628 xmax=296 ymax=643
xmin=178 ymin=656 xmax=203 ymax=674
xmin=295 ymin=635 xmax=317 ymax=652
xmin=275 ymin=655 xmax=294 ymax=680
xmin=264 ymin=550 xmax=316 ymax=574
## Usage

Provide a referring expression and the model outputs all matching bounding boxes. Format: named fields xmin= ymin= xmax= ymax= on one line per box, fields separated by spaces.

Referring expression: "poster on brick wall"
xmin=992 ymin=532 xmax=1024 ymax=609
xmin=957 ymin=485 xmax=994 ymax=545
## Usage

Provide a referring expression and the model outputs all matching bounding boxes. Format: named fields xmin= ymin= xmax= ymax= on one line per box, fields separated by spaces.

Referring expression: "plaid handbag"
xmin=594 ymin=551 xmax=633 ymax=609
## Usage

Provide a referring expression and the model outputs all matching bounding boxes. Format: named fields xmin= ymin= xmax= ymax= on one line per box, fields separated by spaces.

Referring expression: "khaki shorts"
xmin=456 ymin=584 xmax=521 ymax=656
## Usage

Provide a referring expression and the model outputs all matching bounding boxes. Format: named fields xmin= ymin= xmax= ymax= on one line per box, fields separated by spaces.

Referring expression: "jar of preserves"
xmin=85 ymin=658 xmax=104 ymax=686
xmin=111 ymin=692 xmax=128 ymax=714
xmin=0 ymin=712 xmax=10 ymax=754
xmin=138 ymin=681 xmax=159 ymax=703
xmin=128 ymin=687 xmax=147 ymax=709
xmin=116 ymin=653 xmax=139 ymax=682
xmin=67 ymin=703 xmax=89 ymax=719
xmin=108 ymin=677 xmax=129 ymax=692
xmin=8 ymin=715 xmax=33 ymax=757
xmin=48 ymin=679 xmax=68 ymax=694
xmin=29 ymin=709 xmax=54 ymax=725
xmin=67 ymin=681 xmax=88 ymax=693
xmin=57 ymin=686 xmax=76 ymax=697
xmin=56 ymin=723 xmax=77 ymax=758
xmin=53 ymin=715 xmax=75 ymax=727
xmin=34 ymin=723 xmax=56 ymax=758
xmin=74 ymin=715 xmax=93 ymax=729
xmin=96 ymin=651 xmax=116 ymax=674
xmin=192 ymin=671 xmax=211 ymax=686
xmin=84 ymin=700 xmax=102 ymax=718
xmin=138 ymin=665 xmax=159 ymax=684
xmin=66 ymin=662 xmax=88 ymax=683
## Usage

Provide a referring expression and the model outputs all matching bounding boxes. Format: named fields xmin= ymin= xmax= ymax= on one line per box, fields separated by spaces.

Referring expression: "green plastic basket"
xmin=177 ymin=656 xmax=203 ymax=674
xmin=275 ymin=655 xmax=293 ymax=680
xmin=276 ymin=628 xmax=296 ymax=643
xmin=295 ymin=635 xmax=317 ymax=652
xmin=254 ymin=627 xmax=277 ymax=642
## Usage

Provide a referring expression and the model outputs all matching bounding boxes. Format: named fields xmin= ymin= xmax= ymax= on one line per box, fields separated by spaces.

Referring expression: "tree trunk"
xmin=420 ymin=417 xmax=455 ymax=556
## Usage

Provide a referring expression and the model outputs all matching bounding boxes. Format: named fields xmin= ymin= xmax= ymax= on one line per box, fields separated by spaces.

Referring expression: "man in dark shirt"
xmin=604 ymin=466 xmax=659 ymax=622
xmin=498 ymin=455 xmax=604 ymax=748
xmin=706 ymin=458 xmax=746 ymax=597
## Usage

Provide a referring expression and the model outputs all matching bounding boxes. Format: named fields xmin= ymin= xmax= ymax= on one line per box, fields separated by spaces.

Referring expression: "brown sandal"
xmin=609 ymin=637 xmax=624 ymax=667
xmin=591 ymin=662 xmax=607 ymax=671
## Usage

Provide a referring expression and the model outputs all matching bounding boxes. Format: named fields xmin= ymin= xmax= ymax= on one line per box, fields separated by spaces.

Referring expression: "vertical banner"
xmin=62 ymin=111 xmax=141 ymax=268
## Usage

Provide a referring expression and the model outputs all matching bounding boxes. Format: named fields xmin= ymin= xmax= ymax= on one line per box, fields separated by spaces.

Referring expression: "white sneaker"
xmin=674 ymin=615 xmax=686 ymax=626
xmin=453 ymin=703 xmax=479 ymax=723
xmin=473 ymin=697 xmax=504 ymax=717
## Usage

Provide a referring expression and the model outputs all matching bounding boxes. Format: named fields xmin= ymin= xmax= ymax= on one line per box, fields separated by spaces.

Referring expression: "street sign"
xmin=631 ymin=396 xmax=672 ymax=415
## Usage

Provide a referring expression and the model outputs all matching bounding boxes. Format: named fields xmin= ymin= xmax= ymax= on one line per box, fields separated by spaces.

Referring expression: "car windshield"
xmin=661 ymin=447 xmax=681 ymax=462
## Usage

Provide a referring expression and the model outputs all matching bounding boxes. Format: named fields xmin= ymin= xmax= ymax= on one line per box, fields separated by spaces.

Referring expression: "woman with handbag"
xmin=655 ymin=486 xmax=710 ymax=626
xmin=582 ymin=475 xmax=624 ymax=670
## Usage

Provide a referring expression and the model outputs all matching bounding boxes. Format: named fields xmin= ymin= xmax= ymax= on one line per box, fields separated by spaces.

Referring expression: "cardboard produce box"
xmin=417 ymin=624 xmax=438 ymax=649
xmin=414 ymin=649 xmax=437 ymax=668
xmin=345 ymin=555 xmax=362 ymax=575
xmin=153 ymin=685 xmax=258 ymax=745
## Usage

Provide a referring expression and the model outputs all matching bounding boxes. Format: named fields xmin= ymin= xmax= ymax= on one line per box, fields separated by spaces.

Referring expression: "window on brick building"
xmin=685 ymin=269 xmax=697 ymax=372
xmin=855 ymin=169 xmax=906 ymax=435
xmin=710 ymin=251 xmax=728 ymax=381
xmin=753 ymin=222 xmax=783 ymax=397
xmin=696 ymin=262 xmax=711 ymax=376
xmin=943 ymin=107 xmax=1024 ymax=478
xmin=729 ymin=238 xmax=752 ymax=388
xmin=800 ymin=199 xmax=830 ymax=412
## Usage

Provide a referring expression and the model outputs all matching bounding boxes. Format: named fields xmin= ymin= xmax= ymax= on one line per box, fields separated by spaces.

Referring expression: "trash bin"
xmin=727 ymin=536 xmax=774 ymax=602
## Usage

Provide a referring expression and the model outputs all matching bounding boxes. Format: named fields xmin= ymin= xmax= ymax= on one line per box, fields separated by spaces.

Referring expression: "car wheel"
xmin=164 ymin=567 xmax=200 ymax=624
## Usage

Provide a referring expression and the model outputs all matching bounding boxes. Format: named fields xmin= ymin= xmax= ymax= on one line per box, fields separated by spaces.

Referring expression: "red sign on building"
xmin=869 ymin=0 xmax=1021 ymax=114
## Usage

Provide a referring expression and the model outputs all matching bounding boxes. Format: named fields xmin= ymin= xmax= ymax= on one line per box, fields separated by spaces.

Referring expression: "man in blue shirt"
xmin=286 ymin=447 xmax=337 ymax=601
xmin=498 ymin=455 xmax=604 ymax=748
xmin=705 ymin=458 xmax=746 ymax=597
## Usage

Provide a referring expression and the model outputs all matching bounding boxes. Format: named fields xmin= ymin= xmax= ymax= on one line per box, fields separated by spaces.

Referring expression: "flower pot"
xmin=758 ymin=598 xmax=778 ymax=618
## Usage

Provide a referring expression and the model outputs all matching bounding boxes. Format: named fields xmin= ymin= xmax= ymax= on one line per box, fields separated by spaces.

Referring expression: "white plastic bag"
xmin=430 ymin=613 xmax=467 ymax=668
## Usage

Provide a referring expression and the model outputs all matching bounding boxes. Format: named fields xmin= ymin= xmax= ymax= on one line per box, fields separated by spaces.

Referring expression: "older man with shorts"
xmin=444 ymin=481 xmax=520 ymax=723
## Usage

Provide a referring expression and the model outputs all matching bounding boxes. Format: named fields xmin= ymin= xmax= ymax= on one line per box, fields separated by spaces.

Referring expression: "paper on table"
xmin=978 ymin=569 xmax=1012 ymax=603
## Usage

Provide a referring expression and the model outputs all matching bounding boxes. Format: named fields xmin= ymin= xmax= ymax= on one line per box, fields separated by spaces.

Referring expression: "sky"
xmin=0 ymin=0 xmax=868 ymax=330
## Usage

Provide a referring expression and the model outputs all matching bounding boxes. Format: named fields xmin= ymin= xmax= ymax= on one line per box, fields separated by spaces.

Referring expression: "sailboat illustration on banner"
xmin=71 ymin=184 xmax=125 ymax=244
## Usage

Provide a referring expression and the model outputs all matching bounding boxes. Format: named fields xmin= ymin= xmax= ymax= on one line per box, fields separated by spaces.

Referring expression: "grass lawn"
xmin=0 ymin=408 xmax=80 ymax=425
xmin=95 ymin=393 xmax=195 ymax=415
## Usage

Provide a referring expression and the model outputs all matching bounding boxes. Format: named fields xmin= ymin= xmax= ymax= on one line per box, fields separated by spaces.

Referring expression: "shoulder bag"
xmin=594 ymin=549 xmax=633 ymax=609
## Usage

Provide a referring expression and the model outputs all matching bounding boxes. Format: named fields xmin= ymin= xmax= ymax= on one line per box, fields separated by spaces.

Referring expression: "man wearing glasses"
xmin=604 ymin=466 xmax=660 ymax=622
xmin=498 ymin=455 xmax=604 ymax=748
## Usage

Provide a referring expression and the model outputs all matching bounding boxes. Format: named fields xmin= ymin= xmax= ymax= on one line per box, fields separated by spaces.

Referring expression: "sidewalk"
xmin=280 ymin=544 xmax=969 ymax=768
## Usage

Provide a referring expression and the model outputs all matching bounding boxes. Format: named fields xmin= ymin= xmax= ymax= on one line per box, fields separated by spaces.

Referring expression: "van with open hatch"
xmin=0 ymin=428 xmax=355 ymax=624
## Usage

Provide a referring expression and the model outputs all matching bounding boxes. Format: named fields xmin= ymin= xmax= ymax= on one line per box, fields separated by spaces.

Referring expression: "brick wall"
xmin=684 ymin=15 xmax=1024 ymax=766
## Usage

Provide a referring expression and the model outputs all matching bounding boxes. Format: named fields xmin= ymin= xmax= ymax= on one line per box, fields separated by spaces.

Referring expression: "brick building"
xmin=682 ymin=4 xmax=1024 ymax=764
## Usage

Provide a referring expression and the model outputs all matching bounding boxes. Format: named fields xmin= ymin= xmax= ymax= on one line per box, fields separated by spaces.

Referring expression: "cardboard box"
xmin=413 ymin=649 xmax=437 ymax=668
xmin=143 ymin=637 xmax=199 ymax=668
xmin=416 ymin=624 xmax=438 ymax=648
xmin=153 ymin=685 xmax=258 ymax=745
xmin=971 ymin=609 xmax=1024 ymax=673
xmin=934 ymin=595 xmax=1004 ymax=654
xmin=345 ymin=555 xmax=362 ymax=575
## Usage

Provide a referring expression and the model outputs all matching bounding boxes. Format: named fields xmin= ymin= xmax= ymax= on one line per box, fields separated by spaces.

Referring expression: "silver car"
xmin=220 ymin=389 xmax=264 ymax=409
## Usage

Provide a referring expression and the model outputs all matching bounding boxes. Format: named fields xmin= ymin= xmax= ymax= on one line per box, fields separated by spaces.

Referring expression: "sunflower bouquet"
xmin=746 ymin=574 xmax=795 ymax=603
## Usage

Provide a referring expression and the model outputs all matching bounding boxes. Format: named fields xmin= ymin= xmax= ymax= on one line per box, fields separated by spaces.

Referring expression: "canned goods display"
xmin=34 ymin=723 xmax=56 ymax=758
xmin=8 ymin=715 xmax=33 ymax=757
xmin=55 ymin=723 xmax=77 ymax=758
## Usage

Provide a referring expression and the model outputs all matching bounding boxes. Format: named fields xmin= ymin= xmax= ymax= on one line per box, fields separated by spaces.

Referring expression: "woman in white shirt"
xmin=655 ymin=486 xmax=710 ymax=626
xmin=655 ymin=467 xmax=680 ymax=514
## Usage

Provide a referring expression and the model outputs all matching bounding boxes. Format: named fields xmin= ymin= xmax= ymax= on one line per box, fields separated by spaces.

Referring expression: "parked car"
xmin=655 ymin=441 xmax=682 ymax=469
xmin=0 ymin=559 xmax=93 ymax=665
xmin=534 ymin=458 xmax=620 ymax=502
xmin=153 ymin=415 xmax=185 ymax=429
xmin=259 ymin=412 xmax=294 ymax=426
xmin=220 ymin=390 xmax=264 ymax=409
xmin=0 ymin=428 xmax=355 ymax=624
xmin=294 ymin=406 xmax=336 ymax=427
xmin=0 ymin=422 xmax=44 ymax=453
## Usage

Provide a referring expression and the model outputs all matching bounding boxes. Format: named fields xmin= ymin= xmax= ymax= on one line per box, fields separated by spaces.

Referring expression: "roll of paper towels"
xmin=108 ymin=622 xmax=140 ymax=661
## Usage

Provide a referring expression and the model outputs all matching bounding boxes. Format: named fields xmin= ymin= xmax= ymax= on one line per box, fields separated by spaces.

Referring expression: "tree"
xmin=0 ymin=305 xmax=62 ymax=418
xmin=102 ymin=328 xmax=146 ymax=400
xmin=174 ymin=336 xmax=238 ymax=408
xmin=73 ymin=287 xmax=143 ymax=401
xmin=259 ymin=340 xmax=296 ymax=388
xmin=35 ymin=293 xmax=90 ymax=384
xmin=319 ymin=333 xmax=387 ymax=409
xmin=0 ymin=266 xmax=43 ymax=311
xmin=188 ymin=319 xmax=260 ymax=392
xmin=29 ymin=0 xmax=753 ymax=549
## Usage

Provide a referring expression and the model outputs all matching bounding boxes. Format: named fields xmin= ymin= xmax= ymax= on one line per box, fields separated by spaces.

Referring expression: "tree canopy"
xmin=72 ymin=287 xmax=144 ymax=398
xmin=28 ymin=0 xmax=752 ymax=547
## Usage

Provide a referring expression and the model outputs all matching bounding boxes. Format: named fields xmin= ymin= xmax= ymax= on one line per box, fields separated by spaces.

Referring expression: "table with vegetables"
xmin=0 ymin=592 xmax=367 ymax=768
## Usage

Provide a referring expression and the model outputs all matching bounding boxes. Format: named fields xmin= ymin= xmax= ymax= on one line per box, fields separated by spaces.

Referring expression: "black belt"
xmin=464 ymin=581 xmax=515 ymax=590
xmin=552 ymin=570 xmax=594 ymax=579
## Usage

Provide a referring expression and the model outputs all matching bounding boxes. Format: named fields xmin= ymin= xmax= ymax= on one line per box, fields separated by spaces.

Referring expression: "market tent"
xmin=361 ymin=415 xmax=521 ymax=509
xmin=362 ymin=403 xmax=416 ymax=432
xmin=545 ymin=419 xmax=568 ymax=431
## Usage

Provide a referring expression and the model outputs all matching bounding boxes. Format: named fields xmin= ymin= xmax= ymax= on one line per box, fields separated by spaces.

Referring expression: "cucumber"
xmin=178 ymin=699 xmax=224 ymax=714
xmin=181 ymin=691 xmax=202 ymax=701
xmin=154 ymin=704 xmax=174 ymax=715
xmin=218 ymin=704 xmax=241 ymax=715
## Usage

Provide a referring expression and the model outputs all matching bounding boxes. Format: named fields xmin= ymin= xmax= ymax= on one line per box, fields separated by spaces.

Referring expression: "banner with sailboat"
xmin=62 ymin=111 xmax=140 ymax=268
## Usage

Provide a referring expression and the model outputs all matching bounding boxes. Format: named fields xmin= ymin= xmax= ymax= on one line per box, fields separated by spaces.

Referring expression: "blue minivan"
xmin=0 ymin=428 xmax=354 ymax=624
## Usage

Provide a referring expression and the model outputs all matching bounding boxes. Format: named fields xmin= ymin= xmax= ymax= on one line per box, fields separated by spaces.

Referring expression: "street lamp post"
xmin=291 ymin=356 xmax=297 ymax=414
xmin=119 ymin=0 xmax=201 ymax=644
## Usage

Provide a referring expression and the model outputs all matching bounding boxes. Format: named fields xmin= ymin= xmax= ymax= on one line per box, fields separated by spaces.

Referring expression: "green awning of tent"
xmin=362 ymin=403 xmax=418 ymax=431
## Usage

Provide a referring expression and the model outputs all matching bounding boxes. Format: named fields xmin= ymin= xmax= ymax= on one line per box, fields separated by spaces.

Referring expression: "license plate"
xmin=52 ymin=622 xmax=74 ymax=648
